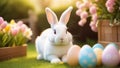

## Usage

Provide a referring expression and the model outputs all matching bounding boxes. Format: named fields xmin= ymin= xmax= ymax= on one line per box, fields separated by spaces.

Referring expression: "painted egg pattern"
xmin=79 ymin=45 xmax=97 ymax=68
xmin=102 ymin=44 xmax=120 ymax=67
xmin=92 ymin=43 xmax=104 ymax=50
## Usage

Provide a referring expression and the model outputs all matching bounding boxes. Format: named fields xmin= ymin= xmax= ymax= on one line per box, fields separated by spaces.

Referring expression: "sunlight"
xmin=29 ymin=0 xmax=41 ymax=13
xmin=51 ymin=0 xmax=75 ymax=8
xmin=29 ymin=0 xmax=76 ymax=13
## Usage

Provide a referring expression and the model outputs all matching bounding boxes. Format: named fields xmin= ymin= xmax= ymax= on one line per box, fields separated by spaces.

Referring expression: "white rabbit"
xmin=35 ymin=6 xmax=73 ymax=64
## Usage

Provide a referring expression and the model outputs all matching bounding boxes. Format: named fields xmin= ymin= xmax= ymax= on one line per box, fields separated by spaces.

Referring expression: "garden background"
xmin=0 ymin=0 xmax=98 ymax=68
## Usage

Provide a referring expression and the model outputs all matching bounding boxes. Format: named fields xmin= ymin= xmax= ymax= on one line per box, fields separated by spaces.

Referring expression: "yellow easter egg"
xmin=67 ymin=45 xmax=81 ymax=66
xmin=93 ymin=48 xmax=103 ymax=66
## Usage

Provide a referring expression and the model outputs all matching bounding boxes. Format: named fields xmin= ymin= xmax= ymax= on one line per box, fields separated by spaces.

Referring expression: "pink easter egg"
xmin=102 ymin=45 xmax=120 ymax=67
xmin=67 ymin=45 xmax=81 ymax=66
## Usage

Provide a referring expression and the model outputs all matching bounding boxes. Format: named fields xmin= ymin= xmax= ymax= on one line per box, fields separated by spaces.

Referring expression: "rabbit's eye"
xmin=54 ymin=29 xmax=56 ymax=34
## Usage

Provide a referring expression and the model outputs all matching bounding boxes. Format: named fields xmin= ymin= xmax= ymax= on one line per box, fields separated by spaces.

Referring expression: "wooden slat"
xmin=98 ymin=41 xmax=120 ymax=47
xmin=98 ymin=20 xmax=120 ymax=47
xmin=98 ymin=21 xmax=101 ymax=42
xmin=0 ymin=45 xmax=27 ymax=61
xmin=112 ymin=26 xmax=117 ymax=42
xmin=118 ymin=26 xmax=120 ymax=42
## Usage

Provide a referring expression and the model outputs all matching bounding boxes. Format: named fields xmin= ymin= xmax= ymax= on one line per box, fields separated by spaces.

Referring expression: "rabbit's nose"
xmin=60 ymin=38 xmax=63 ymax=41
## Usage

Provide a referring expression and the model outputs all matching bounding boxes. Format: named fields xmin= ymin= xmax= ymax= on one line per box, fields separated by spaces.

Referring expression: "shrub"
xmin=0 ymin=0 xmax=34 ymax=21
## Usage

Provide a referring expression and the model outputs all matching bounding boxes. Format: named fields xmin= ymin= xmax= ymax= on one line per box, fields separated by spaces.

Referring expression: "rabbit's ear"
xmin=45 ymin=7 xmax=58 ymax=26
xmin=59 ymin=6 xmax=73 ymax=25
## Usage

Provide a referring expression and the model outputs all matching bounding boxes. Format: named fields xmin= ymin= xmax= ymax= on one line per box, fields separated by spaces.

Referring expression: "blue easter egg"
xmin=93 ymin=43 xmax=104 ymax=50
xmin=79 ymin=45 xmax=97 ymax=68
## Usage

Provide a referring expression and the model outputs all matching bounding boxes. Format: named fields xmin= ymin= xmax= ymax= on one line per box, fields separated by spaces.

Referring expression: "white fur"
xmin=35 ymin=6 xmax=73 ymax=64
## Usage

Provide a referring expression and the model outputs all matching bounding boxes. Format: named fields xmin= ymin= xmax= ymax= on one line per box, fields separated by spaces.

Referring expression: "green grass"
xmin=0 ymin=43 xmax=109 ymax=68
xmin=0 ymin=43 xmax=74 ymax=68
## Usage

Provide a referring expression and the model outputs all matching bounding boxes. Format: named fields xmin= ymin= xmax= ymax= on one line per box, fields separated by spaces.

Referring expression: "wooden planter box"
xmin=98 ymin=20 xmax=120 ymax=47
xmin=0 ymin=44 xmax=27 ymax=61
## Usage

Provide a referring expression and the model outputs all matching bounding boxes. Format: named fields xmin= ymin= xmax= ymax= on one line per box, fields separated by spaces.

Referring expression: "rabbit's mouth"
xmin=54 ymin=40 xmax=69 ymax=46
xmin=54 ymin=42 xmax=68 ymax=46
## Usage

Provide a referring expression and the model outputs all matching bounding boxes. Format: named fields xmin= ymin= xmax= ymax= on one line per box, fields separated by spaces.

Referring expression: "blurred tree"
xmin=0 ymin=0 xmax=35 ymax=21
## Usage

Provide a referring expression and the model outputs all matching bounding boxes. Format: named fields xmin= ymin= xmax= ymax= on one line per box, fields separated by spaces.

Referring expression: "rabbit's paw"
xmin=51 ymin=58 xmax=61 ymax=64
xmin=37 ymin=55 xmax=43 ymax=60
xmin=62 ymin=55 xmax=67 ymax=63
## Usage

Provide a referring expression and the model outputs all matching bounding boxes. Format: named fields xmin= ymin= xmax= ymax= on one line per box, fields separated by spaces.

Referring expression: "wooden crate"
xmin=98 ymin=20 xmax=120 ymax=47
xmin=0 ymin=44 xmax=27 ymax=61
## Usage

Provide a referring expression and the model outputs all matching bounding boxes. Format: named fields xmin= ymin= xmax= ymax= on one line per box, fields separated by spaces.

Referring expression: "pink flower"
xmin=105 ymin=0 xmax=114 ymax=7
xmin=106 ymin=0 xmax=115 ymax=13
xmin=90 ymin=21 xmax=96 ymax=27
xmin=11 ymin=28 xmax=19 ymax=36
xmin=80 ymin=11 xmax=88 ymax=19
xmin=0 ymin=17 xmax=4 ymax=25
xmin=91 ymin=26 xmax=98 ymax=32
xmin=83 ymin=0 xmax=91 ymax=8
xmin=107 ymin=7 xmax=114 ymax=13
xmin=78 ymin=19 xmax=87 ymax=26
xmin=92 ymin=14 xmax=98 ymax=22
xmin=78 ymin=3 xmax=86 ymax=9
xmin=17 ymin=21 xmax=23 ymax=26
xmin=0 ymin=21 xmax=7 ymax=29
xmin=106 ymin=0 xmax=115 ymax=5
xmin=90 ymin=21 xmax=98 ymax=32
xmin=89 ymin=5 xmax=97 ymax=14
xmin=20 ymin=24 xmax=27 ymax=32
xmin=76 ymin=9 xmax=82 ymax=16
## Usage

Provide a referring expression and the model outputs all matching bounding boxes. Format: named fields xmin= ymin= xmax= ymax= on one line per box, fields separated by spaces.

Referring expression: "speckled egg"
xmin=67 ymin=45 xmax=81 ymax=66
xmin=92 ymin=43 xmax=104 ymax=50
xmin=79 ymin=45 xmax=97 ymax=68
xmin=102 ymin=44 xmax=120 ymax=67
xmin=93 ymin=48 xmax=103 ymax=66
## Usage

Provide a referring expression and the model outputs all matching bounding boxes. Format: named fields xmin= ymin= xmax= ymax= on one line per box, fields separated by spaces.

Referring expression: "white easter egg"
xmin=79 ymin=45 xmax=97 ymax=68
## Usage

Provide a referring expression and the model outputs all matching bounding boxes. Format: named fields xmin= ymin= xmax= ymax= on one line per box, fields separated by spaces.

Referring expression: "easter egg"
xmin=79 ymin=45 xmax=97 ymax=68
xmin=102 ymin=44 xmax=120 ymax=67
xmin=67 ymin=45 xmax=81 ymax=66
xmin=93 ymin=48 xmax=103 ymax=66
xmin=107 ymin=43 xmax=119 ymax=50
xmin=92 ymin=43 xmax=104 ymax=50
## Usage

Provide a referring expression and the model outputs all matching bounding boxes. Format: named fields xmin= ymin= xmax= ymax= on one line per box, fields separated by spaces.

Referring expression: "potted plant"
xmin=75 ymin=0 xmax=120 ymax=46
xmin=0 ymin=17 xmax=32 ymax=61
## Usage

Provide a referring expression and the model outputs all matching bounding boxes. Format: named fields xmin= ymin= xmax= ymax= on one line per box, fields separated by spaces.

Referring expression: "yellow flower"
xmin=23 ymin=28 xmax=32 ymax=39
xmin=3 ymin=24 xmax=11 ymax=32
xmin=10 ymin=19 xmax=16 ymax=25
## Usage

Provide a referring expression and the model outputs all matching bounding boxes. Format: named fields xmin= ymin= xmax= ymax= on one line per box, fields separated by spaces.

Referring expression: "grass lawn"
xmin=0 ymin=43 xmax=80 ymax=68
xmin=0 ymin=42 xmax=109 ymax=68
